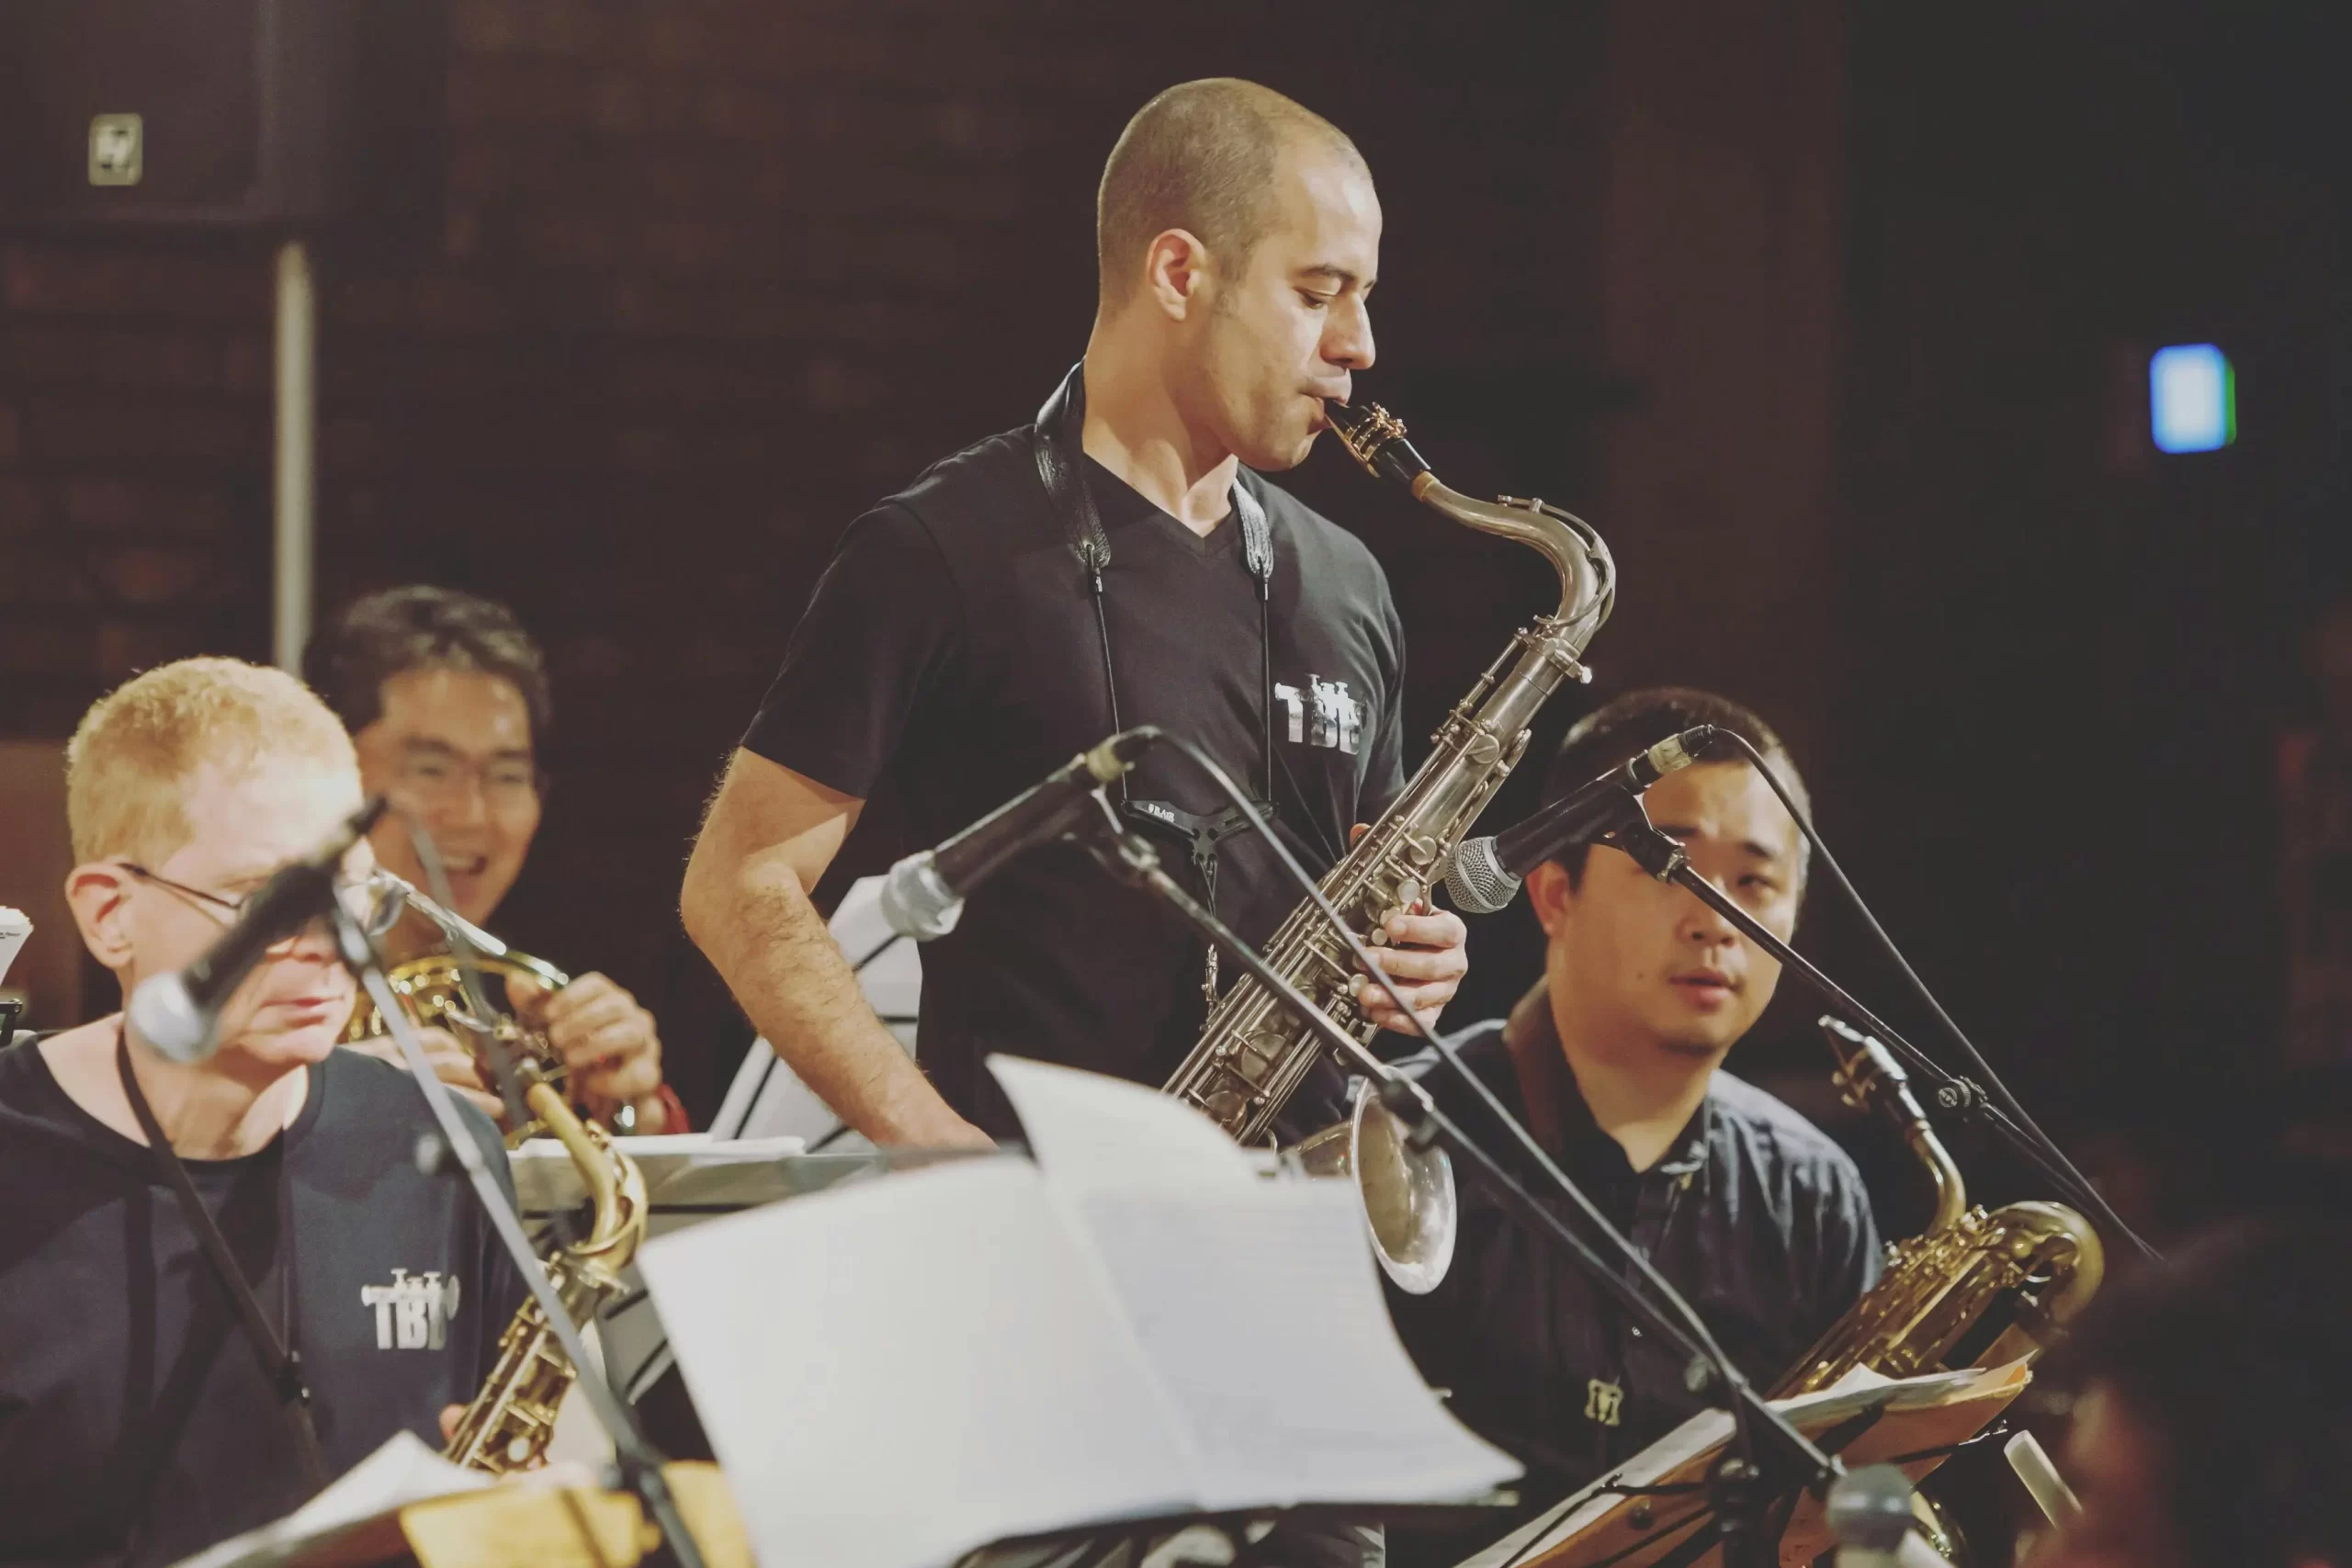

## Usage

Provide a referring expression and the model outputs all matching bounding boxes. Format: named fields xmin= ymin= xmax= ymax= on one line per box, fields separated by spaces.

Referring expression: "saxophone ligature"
xmin=445 ymin=1069 xmax=649 ymax=1473
xmin=1161 ymin=398 xmax=1617 ymax=1293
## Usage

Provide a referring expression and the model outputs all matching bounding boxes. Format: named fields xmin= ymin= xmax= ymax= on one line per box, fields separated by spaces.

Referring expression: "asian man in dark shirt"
xmin=1387 ymin=688 xmax=1882 ymax=1560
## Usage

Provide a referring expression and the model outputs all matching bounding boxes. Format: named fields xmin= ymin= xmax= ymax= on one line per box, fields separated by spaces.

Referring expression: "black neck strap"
xmin=116 ymin=1028 xmax=328 ymax=1491
xmin=1031 ymin=362 xmax=1278 ymax=814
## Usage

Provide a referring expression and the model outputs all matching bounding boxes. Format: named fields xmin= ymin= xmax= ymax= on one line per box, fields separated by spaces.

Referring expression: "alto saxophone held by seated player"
xmin=445 ymin=1068 xmax=650 ymax=1473
xmin=1162 ymin=399 xmax=1618 ymax=1293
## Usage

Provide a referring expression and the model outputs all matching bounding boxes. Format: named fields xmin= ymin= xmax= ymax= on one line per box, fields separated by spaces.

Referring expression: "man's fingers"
xmin=1357 ymin=946 xmax=1464 ymax=985
xmin=1381 ymin=909 xmax=1468 ymax=953
xmin=504 ymin=971 xmax=550 ymax=1019
xmin=546 ymin=992 xmax=636 ymax=1045
xmin=560 ymin=1015 xmax=653 ymax=1071
xmin=538 ymin=974 xmax=628 ymax=1029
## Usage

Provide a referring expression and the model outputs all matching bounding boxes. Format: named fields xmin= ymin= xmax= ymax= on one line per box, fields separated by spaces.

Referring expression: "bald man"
xmin=684 ymin=79 xmax=1468 ymax=1154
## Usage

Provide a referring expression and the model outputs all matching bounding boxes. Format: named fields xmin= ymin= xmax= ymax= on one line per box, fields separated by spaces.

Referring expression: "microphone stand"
xmin=326 ymin=900 xmax=709 ymax=1568
xmin=1079 ymin=816 xmax=1838 ymax=1568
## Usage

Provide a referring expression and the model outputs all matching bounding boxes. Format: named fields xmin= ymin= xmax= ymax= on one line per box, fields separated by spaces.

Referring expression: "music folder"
xmin=637 ymin=1055 xmax=1522 ymax=1568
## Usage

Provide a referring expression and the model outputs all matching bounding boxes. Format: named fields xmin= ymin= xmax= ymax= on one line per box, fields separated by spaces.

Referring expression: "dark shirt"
xmin=0 ymin=1040 xmax=527 ymax=1568
xmin=743 ymin=423 xmax=1407 ymax=1136
xmin=1387 ymin=1019 xmax=1882 ymax=1522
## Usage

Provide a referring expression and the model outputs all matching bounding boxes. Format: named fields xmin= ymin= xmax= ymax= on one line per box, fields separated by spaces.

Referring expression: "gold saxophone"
xmin=1162 ymin=400 xmax=1616 ymax=1293
xmin=446 ymin=1071 xmax=650 ymax=1473
xmin=1775 ymin=1018 xmax=2105 ymax=1396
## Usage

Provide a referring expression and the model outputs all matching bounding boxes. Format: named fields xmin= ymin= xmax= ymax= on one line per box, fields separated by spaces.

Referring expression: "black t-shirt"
xmin=0 ymin=1040 xmax=527 ymax=1568
xmin=743 ymin=423 xmax=1407 ymax=1136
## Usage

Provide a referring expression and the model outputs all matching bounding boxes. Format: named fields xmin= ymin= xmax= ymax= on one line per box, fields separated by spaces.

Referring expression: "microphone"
xmin=128 ymin=797 xmax=388 ymax=1063
xmin=880 ymin=731 xmax=1156 ymax=940
xmin=1442 ymin=726 xmax=1716 ymax=915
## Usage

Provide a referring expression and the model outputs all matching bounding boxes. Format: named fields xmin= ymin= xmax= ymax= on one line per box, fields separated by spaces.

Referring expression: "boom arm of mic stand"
xmin=1080 ymin=825 xmax=1838 ymax=1552
xmin=327 ymin=905 xmax=709 ymax=1568
xmin=1602 ymin=819 xmax=2095 ymax=1209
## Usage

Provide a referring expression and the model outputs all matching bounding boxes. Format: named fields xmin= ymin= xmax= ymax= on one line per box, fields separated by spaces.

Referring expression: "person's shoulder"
xmin=1709 ymin=1069 xmax=1866 ymax=1196
xmin=884 ymin=423 xmax=1040 ymax=535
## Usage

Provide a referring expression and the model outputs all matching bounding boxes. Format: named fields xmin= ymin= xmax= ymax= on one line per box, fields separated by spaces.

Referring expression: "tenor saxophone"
xmin=445 ymin=1070 xmax=649 ymax=1473
xmin=1162 ymin=400 xmax=1616 ymax=1293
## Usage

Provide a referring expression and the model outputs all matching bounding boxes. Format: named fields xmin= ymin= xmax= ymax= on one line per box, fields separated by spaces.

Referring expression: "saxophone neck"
xmin=1819 ymin=1016 xmax=1968 ymax=1232
xmin=1325 ymin=400 xmax=1614 ymax=637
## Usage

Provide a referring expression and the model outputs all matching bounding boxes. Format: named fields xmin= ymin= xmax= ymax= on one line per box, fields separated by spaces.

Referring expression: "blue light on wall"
xmin=2150 ymin=344 xmax=2236 ymax=454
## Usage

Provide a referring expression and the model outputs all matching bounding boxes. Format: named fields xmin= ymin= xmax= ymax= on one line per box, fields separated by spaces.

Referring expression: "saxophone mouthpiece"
xmin=1324 ymin=399 xmax=1432 ymax=491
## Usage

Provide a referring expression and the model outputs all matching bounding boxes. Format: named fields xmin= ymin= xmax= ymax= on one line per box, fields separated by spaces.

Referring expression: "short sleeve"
xmin=741 ymin=503 xmax=962 ymax=798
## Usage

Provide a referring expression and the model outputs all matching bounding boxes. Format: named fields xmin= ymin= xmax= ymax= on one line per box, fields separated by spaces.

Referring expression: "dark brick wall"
xmin=0 ymin=1 xmax=1626 ymax=1112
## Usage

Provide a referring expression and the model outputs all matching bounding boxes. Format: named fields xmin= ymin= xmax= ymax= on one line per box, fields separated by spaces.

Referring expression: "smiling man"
xmin=1385 ymin=688 xmax=1881 ymax=1561
xmin=308 ymin=587 xmax=682 ymax=1133
xmin=684 ymin=78 xmax=1466 ymax=1156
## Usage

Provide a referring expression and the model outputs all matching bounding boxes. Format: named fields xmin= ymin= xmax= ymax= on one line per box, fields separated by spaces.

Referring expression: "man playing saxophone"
xmin=0 ymin=659 xmax=528 ymax=1567
xmin=683 ymin=78 xmax=1468 ymax=1149
xmin=308 ymin=585 xmax=684 ymax=1134
xmin=1385 ymin=688 xmax=1882 ymax=1562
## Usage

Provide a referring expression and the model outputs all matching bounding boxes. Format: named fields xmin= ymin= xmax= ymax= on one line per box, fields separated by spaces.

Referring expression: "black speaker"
xmin=0 ymin=0 xmax=447 ymax=234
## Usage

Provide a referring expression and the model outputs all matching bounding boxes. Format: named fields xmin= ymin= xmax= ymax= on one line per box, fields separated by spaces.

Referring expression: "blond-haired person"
xmin=0 ymin=658 xmax=526 ymax=1568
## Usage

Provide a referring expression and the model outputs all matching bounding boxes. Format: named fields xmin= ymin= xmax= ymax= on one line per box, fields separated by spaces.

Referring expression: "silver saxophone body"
xmin=1161 ymin=400 xmax=1617 ymax=1292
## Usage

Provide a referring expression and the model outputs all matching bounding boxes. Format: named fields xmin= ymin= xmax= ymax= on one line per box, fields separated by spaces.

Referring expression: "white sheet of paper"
xmin=639 ymin=1156 xmax=1199 ymax=1568
xmin=990 ymin=1055 xmax=1518 ymax=1507
xmin=1069 ymin=1180 xmax=1521 ymax=1509
xmin=989 ymin=1054 xmax=1262 ymax=1190
xmin=167 ymin=1431 xmax=485 ymax=1568
xmin=0 ymin=907 xmax=28 ymax=988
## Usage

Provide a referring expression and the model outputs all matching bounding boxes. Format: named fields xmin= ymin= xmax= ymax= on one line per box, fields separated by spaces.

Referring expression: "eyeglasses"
xmin=120 ymin=863 xmax=408 ymax=941
xmin=389 ymin=750 xmax=543 ymax=811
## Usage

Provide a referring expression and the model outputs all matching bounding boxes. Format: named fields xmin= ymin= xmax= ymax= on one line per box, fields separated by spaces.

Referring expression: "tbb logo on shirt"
xmin=360 ymin=1268 xmax=462 ymax=1351
xmin=1273 ymin=675 xmax=1363 ymax=756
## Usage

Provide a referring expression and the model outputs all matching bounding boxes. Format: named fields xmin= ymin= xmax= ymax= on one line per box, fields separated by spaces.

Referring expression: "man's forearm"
xmin=685 ymin=849 xmax=972 ymax=1145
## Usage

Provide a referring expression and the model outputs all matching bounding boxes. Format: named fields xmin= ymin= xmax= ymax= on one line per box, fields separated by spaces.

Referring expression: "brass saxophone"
xmin=1774 ymin=1018 xmax=2105 ymax=1396
xmin=446 ymin=1070 xmax=650 ymax=1473
xmin=1163 ymin=400 xmax=1616 ymax=1293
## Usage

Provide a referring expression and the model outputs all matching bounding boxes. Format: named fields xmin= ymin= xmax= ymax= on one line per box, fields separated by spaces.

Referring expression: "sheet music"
xmin=639 ymin=1156 xmax=1201 ymax=1568
xmin=637 ymin=1055 xmax=1519 ymax=1568
xmin=1073 ymin=1180 xmax=1522 ymax=1510
xmin=0 ymin=907 xmax=28 ymax=988
xmin=989 ymin=1053 xmax=1263 ymax=1190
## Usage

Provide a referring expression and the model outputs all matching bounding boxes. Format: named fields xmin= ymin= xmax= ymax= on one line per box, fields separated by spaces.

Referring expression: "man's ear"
xmin=1525 ymin=859 xmax=1575 ymax=938
xmin=1143 ymin=228 xmax=1210 ymax=320
xmin=64 ymin=863 xmax=136 ymax=970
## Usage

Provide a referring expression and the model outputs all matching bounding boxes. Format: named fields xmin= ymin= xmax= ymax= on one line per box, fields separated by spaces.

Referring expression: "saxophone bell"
xmin=1283 ymin=1078 xmax=1457 ymax=1295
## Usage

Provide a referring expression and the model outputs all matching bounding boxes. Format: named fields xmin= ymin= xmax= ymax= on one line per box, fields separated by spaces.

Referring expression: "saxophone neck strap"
xmin=1034 ymin=361 xmax=1273 ymax=586
xmin=116 ymin=1026 xmax=328 ymax=1491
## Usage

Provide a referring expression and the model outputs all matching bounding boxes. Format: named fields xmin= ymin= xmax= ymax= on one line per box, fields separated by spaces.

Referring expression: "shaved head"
xmin=1096 ymin=78 xmax=1367 ymax=306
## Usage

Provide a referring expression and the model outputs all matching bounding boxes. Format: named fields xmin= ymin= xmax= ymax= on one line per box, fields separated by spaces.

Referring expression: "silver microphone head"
xmin=1442 ymin=837 xmax=1521 ymax=916
xmin=128 ymin=971 xmax=213 ymax=1064
xmin=879 ymin=851 xmax=965 ymax=941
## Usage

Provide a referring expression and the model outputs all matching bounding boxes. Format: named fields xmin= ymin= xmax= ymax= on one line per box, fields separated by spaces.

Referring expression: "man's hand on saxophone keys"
xmin=1344 ymin=824 xmax=1471 ymax=1037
